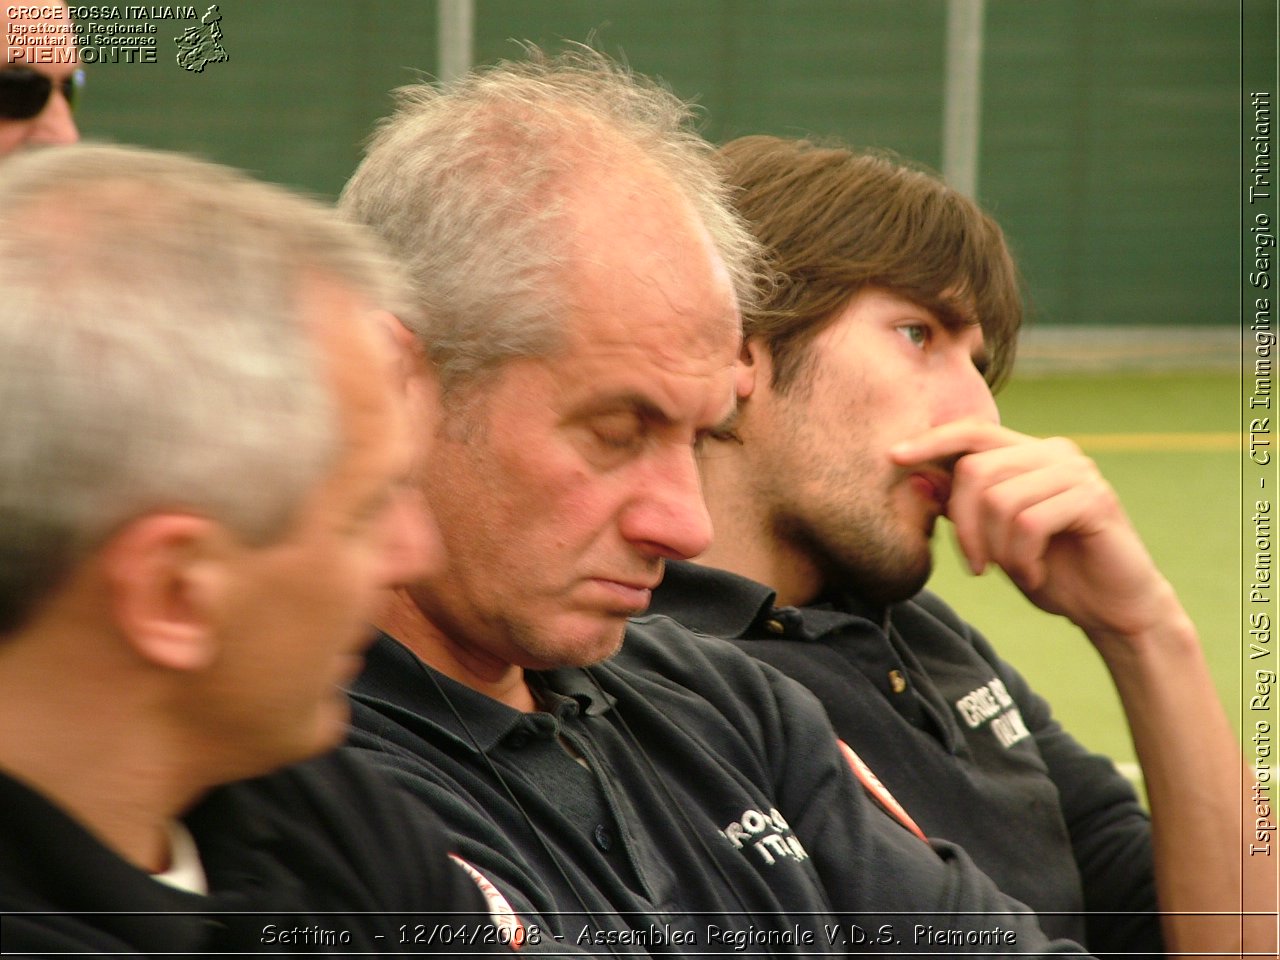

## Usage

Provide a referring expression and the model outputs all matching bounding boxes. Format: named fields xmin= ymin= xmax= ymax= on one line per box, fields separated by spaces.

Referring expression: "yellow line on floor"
xmin=1069 ymin=432 xmax=1240 ymax=452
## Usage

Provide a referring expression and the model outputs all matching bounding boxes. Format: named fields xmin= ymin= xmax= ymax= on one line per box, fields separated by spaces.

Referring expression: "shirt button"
xmin=888 ymin=669 xmax=907 ymax=694
xmin=764 ymin=619 xmax=785 ymax=635
xmin=507 ymin=731 xmax=529 ymax=749
xmin=593 ymin=824 xmax=613 ymax=851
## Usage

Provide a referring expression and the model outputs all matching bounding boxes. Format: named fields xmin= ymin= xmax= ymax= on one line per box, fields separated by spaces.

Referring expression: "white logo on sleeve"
xmin=953 ymin=677 xmax=1030 ymax=749
xmin=720 ymin=807 xmax=810 ymax=866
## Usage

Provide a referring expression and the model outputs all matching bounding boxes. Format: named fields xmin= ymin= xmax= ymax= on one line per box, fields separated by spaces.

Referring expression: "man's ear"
xmin=736 ymin=338 xmax=773 ymax=401
xmin=98 ymin=515 xmax=231 ymax=672
xmin=374 ymin=309 xmax=442 ymax=423
xmin=375 ymin=311 xmax=447 ymax=450
xmin=372 ymin=311 xmax=428 ymax=388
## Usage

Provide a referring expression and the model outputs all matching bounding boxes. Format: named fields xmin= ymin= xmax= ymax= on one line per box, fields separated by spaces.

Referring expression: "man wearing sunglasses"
xmin=1 ymin=3 xmax=80 ymax=155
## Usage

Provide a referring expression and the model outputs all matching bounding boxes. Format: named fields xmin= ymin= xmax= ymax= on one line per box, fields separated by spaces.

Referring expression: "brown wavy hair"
xmin=718 ymin=135 xmax=1023 ymax=392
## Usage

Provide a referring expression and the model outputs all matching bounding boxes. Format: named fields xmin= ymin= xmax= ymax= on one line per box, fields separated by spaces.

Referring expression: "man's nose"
xmin=28 ymin=85 xmax=79 ymax=146
xmin=618 ymin=448 xmax=715 ymax=562
xmin=934 ymin=358 xmax=999 ymax=428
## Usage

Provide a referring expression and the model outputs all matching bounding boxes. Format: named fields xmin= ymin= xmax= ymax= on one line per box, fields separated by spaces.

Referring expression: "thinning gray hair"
xmin=339 ymin=46 xmax=760 ymax=398
xmin=0 ymin=143 xmax=413 ymax=635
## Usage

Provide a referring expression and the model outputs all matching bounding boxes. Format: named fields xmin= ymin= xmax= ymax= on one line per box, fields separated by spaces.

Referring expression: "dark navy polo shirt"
xmin=347 ymin=622 xmax=1095 ymax=956
xmin=649 ymin=559 xmax=1161 ymax=954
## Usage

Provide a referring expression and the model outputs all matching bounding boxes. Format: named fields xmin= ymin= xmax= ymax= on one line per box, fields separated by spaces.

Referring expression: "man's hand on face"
xmin=890 ymin=419 xmax=1179 ymax=645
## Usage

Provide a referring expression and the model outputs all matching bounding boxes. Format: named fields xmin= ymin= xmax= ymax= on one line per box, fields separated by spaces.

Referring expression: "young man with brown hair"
xmin=650 ymin=134 xmax=1272 ymax=955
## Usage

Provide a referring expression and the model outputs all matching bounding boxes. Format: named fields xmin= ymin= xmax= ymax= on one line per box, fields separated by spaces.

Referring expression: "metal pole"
xmin=941 ymin=0 xmax=986 ymax=198
xmin=438 ymin=0 xmax=474 ymax=83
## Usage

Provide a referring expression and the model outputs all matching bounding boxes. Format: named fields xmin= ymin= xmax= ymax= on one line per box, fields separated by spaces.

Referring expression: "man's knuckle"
xmin=1046 ymin=435 xmax=1081 ymax=456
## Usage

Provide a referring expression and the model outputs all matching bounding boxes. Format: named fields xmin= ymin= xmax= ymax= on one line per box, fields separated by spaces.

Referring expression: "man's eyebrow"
xmin=579 ymin=392 xmax=673 ymax=424
xmin=354 ymin=483 xmax=396 ymax=523
xmin=929 ymin=297 xmax=992 ymax=376
xmin=931 ymin=297 xmax=978 ymax=331
xmin=697 ymin=401 xmax=742 ymax=445
xmin=576 ymin=388 xmax=741 ymax=433
xmin=708 ymin=403 xmax=740 ymax=435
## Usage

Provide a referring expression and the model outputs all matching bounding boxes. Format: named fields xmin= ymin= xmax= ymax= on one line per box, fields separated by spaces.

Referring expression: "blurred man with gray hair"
xmin=0 ymin=143 xmax=499 ymax=955
xmin=342 ymin=49 xmax=1098 ymax=954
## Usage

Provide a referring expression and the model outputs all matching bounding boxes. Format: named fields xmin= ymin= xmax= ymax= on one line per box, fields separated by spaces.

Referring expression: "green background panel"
xmin=74 ymin=1 xmax=1246 ymax=329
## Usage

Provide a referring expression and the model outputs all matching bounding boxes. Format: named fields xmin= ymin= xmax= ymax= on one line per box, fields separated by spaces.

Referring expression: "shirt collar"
xmin=652 ymin=560 xmax=896 ymax=637
xmin=356 ymin=632 xmax=616 ymax=755
xmin=649 ymin=560 xmax=779 ymax=638
xmin=536 ymin=666 xmax=617 ymax=718
xmin=805 ymin=587 xmax=892 ymax=632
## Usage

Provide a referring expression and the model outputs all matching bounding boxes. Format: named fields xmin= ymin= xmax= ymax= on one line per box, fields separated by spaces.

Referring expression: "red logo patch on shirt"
xmin=838 ymin=740 xmax=928 ymax=843
xmin=449 ymin=854 xmax=528 ymax=950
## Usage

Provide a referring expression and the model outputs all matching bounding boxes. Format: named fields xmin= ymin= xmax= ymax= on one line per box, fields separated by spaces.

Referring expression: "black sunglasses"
xmin=0 ymin=66 xmax=85 ymax=121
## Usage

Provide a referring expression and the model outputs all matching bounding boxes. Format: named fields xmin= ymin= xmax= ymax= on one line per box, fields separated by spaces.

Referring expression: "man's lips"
xmin=589 ymin=576 xmax=662 ymax=612
xmin=907 ymin=469 xmax=953 ymax=512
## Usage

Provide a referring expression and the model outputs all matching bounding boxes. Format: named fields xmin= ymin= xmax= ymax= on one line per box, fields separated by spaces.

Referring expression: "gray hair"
xmin=339 ymin=46 xmax=760 ymax=398
xmin=0 ymin=143 xmax=412 ymax=635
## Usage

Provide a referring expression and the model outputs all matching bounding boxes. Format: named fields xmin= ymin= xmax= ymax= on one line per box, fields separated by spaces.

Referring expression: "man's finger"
xmin=890 ymin=419 xmax=1031 ymax=466
xmin=991 ymin=483 xmax=1101 ymax=591
xmin=944 ymin=453 xmax=1092 ymax=572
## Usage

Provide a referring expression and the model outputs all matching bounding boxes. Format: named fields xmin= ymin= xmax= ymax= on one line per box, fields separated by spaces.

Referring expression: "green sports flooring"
xmin=925 ymin=371 xmax=1247 ymax=785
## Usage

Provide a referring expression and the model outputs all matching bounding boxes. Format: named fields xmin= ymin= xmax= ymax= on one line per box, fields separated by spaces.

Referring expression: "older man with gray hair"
xmin=0 ymin=143 xmax=499 ymax=955
xmin=342 ymin=49 xmax=1098 ymax=955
